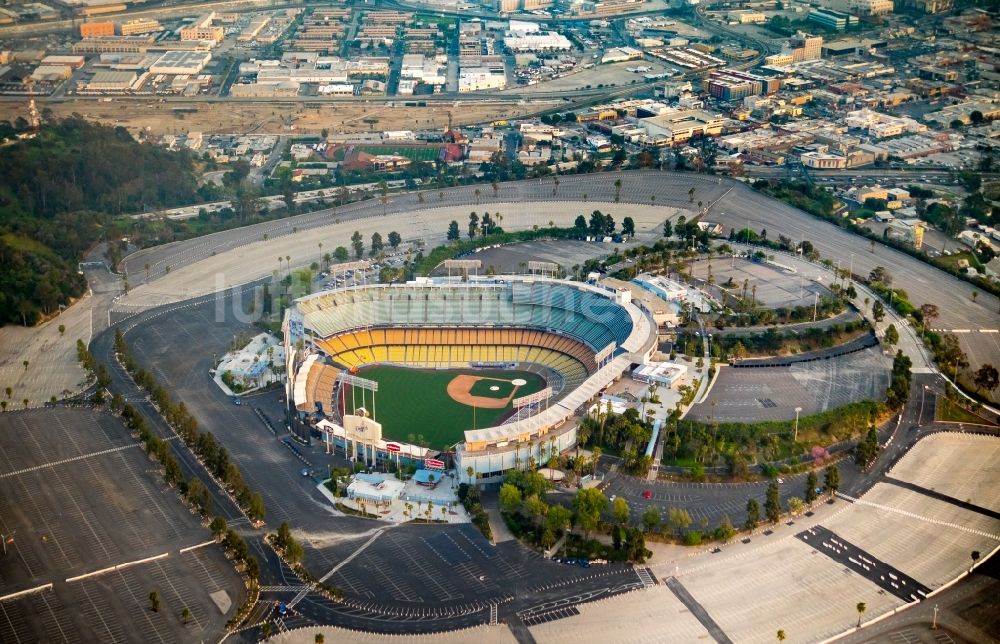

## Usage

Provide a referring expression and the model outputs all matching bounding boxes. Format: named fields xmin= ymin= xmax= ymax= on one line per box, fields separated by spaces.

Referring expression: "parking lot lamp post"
xmin=793 ymin=407 xmax=802 ymax=443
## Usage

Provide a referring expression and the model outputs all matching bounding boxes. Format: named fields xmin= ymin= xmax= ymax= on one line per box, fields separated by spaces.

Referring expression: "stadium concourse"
xmin=285 ymin=276 xmax=658 ymax=481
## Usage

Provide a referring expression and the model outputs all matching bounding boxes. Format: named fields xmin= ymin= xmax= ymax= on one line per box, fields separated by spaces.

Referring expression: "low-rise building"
xmin=459 ymin=67 xmax=506 ymax=92
xmin=801 ymin=151 xmax=847 ymax=168
xmin=637 ymin=108 xmax=725 ymax=146
xmin=119 ymin=19 xmax=161 ymax=35
xmin=149 ymin=51 xmax=212 ymax=75
xmin=84 ymin=69 xmax=136 ymax=91
xmin=808 ymin=8 xmax=857 ymax=31
xmin=80 ymin=21 xmax=115 ymax=38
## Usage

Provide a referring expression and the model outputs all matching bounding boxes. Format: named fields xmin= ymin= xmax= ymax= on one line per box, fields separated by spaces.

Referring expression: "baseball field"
xmin=350 ymin=366 xmax=546 ymax=447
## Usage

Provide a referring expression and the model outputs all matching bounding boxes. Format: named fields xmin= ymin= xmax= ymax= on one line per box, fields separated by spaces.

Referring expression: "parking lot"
xmin=689 ymin=347 xmax=891 ymax=423
xmin=467 ymin=238 xmax=657 ymax=277
xmin=689 ymin=256 xmax=831 ymax=309
xmin=0 ymin=408 xmax=243 ymax=643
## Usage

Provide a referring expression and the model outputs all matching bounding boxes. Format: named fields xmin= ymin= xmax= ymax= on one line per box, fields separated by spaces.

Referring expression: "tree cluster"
xmin=0 ymin=116 xmax=202 ymax=325
xmin=114 ymin=328 xmax=266 ymax=522
xmin=885 ymin=350 xmax=912 ymax=410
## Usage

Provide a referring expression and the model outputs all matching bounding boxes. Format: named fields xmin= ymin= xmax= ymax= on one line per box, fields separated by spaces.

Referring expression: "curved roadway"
xmin=122 ymin=171 xmax=1000 ymax=400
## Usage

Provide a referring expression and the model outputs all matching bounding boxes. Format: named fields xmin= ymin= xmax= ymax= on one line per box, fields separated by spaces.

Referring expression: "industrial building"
xmin=84 ymin=69 xmax=136 ymax=91
xmin=80 ymin=21 xmax=115 ymax=38
xmin=180 ymin=12 xmax=224 ymax=43
xmin=149 ymin=51 xmax=212 ymax=75
xmin=119 ymin=19 xmax=162 ymax=36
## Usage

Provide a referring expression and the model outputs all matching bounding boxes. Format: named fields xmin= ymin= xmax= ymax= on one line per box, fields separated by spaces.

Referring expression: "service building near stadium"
xmin=283 ymin=275 xmax=657 ymax=482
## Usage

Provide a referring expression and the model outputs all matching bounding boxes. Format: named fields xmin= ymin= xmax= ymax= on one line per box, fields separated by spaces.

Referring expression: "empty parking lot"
xmin=0 ymin=408 xmax=243 ymax=643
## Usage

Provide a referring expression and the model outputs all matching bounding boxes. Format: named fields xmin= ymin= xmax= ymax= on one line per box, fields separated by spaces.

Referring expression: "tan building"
xmin=80 ymin=21 xmax=115 ymax=38
xmin=119 ymin=19 xmax=162 ymax=36
xmin=180 ymin=13 xmax=224 ymax=43
xmin=789 ymin=32 xmax=823 ymax=62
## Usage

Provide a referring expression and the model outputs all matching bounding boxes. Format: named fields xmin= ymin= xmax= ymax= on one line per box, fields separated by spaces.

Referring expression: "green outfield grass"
xmin=354 ymin=366 xmax=545 ymax=447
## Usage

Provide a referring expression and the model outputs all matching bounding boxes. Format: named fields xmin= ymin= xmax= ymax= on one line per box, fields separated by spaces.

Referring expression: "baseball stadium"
xmin=284 ymin=276 xmax=657 ymax=480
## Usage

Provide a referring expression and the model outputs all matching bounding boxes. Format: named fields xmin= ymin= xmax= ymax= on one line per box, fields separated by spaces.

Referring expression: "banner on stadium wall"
xmin=424 ymin=458 xmax=445 ymax=470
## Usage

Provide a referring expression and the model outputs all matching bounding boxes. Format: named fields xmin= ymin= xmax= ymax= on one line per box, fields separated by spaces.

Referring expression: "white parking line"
xmin=0 ymin=443 xmax=140 ymax=479
xmin=65 ymin=552 xmax=170 ymax=583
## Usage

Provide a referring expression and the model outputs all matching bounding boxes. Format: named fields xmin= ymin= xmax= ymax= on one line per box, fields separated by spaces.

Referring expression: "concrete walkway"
xmin=482 ymin=494 xmax=516 ymax=543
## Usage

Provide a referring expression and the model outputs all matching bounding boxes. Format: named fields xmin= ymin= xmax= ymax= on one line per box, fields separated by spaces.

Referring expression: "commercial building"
xmin=504 ymin=31 xmax=572 ymax=52
xmin=727 ymin=10 xmax=767 ymax=24
xmin=845 ymin=109 xmax=926 ymax=138
xmin=119 ymin=19 xmax=161 ymax=35
xmin=638 ymin=108 xmax=725 ymax=146
xmin=40 ymin=55 xmax=86 ymax=69
xmin=706 ymin=70 xmax=779 ymax=101
xmin=789 ymin=32 xmax=823 ymax=61
xmin=80 ymin=21 xmax=115 ymax=37
xmin=800 ymin=151 xmax=847 ymax=168
xmin=808 ymin=9 xmax=857 ymax=31
xmin=824 ymin=0 xmax=893 ymax=15
xmin=459 ymin=67 xmax=507 ymax=92
xmin=632 ymin=362 xmax=687 ymax=387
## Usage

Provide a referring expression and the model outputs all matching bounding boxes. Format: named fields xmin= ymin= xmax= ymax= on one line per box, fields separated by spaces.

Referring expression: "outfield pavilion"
xmin=284 ymin=275 xmax=658 ymax=481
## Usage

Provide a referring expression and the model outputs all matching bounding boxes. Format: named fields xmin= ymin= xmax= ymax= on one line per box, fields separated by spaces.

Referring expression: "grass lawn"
xmin=932 ymin=251 xmax=984 ymax=273
xmin=936 ymin=396 xmax=991 ymax=425
xmin=354 ymin=366 xmax=545 ymax=447
xmin=357 ymin=145 xmax=440 ymax=163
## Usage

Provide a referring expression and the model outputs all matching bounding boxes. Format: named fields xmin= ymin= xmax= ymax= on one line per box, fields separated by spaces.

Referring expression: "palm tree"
xmin=590 ymin=446 xmax=602 ymax=474
xmin=856 ymin=602 xmax=866 ymax=627
xmin=971 ymin=550 xmax=980 ymax=572
xmin=614 ymin=178 xmax=622 ymax=202
xmin=553 ymin=177 xmax=560 ymax=196
xmin=776 ymin=630 xmax=786 ymax=642
xmin=466 ymin=465 xmax=474 ymax=485
xmin=474 ymin=188 xmax=481 ymax=204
